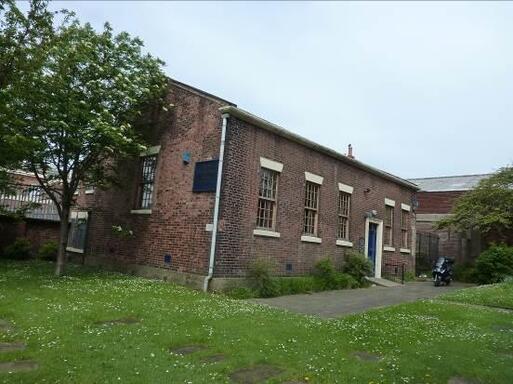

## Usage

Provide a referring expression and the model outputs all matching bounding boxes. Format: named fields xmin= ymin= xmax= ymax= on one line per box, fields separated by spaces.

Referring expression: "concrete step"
xmin=366 ymin=276 xmax=402 ymax=287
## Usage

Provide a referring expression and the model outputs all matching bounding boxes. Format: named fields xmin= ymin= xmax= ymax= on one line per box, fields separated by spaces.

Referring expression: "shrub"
xmin=224 ymin=287 xmax=256 ymax=299
xmin=343 ymin=251 xmax=373 ymax=285
xmin=276 ymin=277 xmax=318 ymax=295
xmin=313 ymin=258 xmax=357 ymax=290
xmin=475 ymin=244 xmax=513 ymax=284
xmin=3 ymin=238 xmax=32 ymax=260
xmin=404 ymin=271 xmax=416 ymax=282
xmin=313 ymin=258 xmax=338 ymax=289
xmin=38 ymin=240 xmax=59 ymax=261
xmin=454 ymin=263 xmax=478 ymax=283
xmin=247 ymin=258 xmax=279 ymax=298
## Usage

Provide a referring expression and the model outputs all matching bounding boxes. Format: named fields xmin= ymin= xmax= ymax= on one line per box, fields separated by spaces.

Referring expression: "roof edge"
xmin=170 ymin=78 xmax=236 ymax=106
xmin=220 ymin=106 xmax=419 ymax=191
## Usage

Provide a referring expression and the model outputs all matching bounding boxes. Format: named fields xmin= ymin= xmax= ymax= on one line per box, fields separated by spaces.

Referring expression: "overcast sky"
xmin=49 ymin=1 xmax=513 ymax=179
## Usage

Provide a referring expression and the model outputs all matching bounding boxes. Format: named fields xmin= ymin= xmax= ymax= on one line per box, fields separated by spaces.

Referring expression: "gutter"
xmin=219 ymin=106 xmax=419 ymax=191
xmin=203 ymin=113 xmax=229 ymax=292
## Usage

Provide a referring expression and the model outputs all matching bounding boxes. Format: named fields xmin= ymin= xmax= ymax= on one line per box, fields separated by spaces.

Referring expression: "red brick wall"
xmin=416 ymin=191 xmax=465 ymax=214
xmin=215 ymin=116 xmax=416 ymax=277
xmin=80 ymin=81 xmax=229 ymax=275
xmin=0 ymin=217 xmax=59 ymax=255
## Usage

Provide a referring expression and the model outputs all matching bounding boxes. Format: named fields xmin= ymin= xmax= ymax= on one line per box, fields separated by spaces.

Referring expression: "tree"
xmin=0 ymin=0 xmax=60 ymax=193
xmin=437 ymin=166 xmax=513 ymax=244
xmin=2 ymin=0 xmax=168 ymax=275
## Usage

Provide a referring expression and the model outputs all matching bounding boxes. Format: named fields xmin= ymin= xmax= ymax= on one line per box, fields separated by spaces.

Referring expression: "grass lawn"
xmin=440 ymin=279 xmax=513 ymax=310
xmin=0 ymin=261 xmax=512 ymax=384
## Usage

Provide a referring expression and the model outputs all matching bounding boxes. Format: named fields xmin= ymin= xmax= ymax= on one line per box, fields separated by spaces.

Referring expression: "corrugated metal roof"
xmin=408 ymin=174 xmax=492 ymax=192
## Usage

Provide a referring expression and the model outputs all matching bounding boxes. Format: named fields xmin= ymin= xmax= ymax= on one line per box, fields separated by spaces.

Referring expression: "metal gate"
xmin=415 ymin=232 xmax=439 ymax=275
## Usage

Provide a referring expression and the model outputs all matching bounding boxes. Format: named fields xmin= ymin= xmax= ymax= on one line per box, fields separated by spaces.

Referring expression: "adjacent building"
xmin=409 ymin=174 xmax=491 ymax=270
xmin=68 ymin=80 xmax=418 ymax=289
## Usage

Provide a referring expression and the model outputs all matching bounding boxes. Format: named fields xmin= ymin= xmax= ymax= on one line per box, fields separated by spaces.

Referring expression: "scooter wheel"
xmin=434 ymin=276 xmax=441 ymax=287
xmin=445 ymin=279 xmax=451 ymax=286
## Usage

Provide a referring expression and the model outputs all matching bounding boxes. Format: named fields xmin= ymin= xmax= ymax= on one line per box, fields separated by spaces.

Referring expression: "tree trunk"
xmin=55 ymin=205 xmax=70 ymax=276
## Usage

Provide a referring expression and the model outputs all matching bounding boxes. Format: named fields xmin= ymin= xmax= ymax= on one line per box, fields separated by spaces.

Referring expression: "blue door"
xmin=368 ymin=223 xmax=378 ymax=274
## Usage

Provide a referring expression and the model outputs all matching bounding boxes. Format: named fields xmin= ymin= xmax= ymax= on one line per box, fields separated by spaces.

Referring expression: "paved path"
xmin=250 ymin=281 xmax=473 ymax=318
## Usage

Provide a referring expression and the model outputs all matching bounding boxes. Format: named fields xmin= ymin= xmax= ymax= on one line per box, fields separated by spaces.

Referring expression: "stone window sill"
xmin=336 ymin=239 xmax=353 ymax=247
xmin=130 ymin=209 xmax=152 ymax=215
xmin=383 ymin=246 xmax=396 ymax=252
xmin=66 ymin=247 xmax=84 ymax=254
xmin=301 ymin=235 xmax=322 ymax=244
xmin=253 ymin=229 xmax=281 ymax=238
xmin=400 ymin=248 xmax=411 ymax=254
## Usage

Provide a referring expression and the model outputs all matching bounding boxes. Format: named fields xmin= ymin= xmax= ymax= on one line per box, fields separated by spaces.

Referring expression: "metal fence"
xmin=415 ymin=232 xmax=439 ymax=275
xmin=382 ymin=262 xmax=405 ymax=284
xmin=0 ymin=184 xmax=60 ymax=222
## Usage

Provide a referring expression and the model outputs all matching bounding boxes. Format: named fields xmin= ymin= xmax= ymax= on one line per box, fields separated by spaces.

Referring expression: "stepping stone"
xmin=491 ymin=323 xmax=513 ymax=332
xmin=0 ymin=319 xmax=13 ymax=332
xmin=94 ymin=317 xmax=139 ymax=326
xmin=0 ymin=342 xmax=26 ymax=353
xmin=229 ymin=364 xmax=284 ymax=384
xmin=0 ymin=360 xmax=38 ymax=373
xmin=448 ymin=377 xmax=480 ymax=384
xmin=169 ymin=344 xmax=207 ymax=355
xmin=351 ymin=351 xmax=382 ymax=362
xmin=201 ymin=353 xmax=226 ymax=363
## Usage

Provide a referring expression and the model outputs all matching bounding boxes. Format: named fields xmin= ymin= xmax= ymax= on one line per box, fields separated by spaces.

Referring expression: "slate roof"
xmin=408 ymin=174 xmax=492 ymax=192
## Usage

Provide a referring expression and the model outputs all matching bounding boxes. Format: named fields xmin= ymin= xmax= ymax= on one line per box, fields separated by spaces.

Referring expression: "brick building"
xmin=0 ymin=170 xmax=60 ymax=254
xmin=68 ymin=80 xmax=418 ymax=290
xmin=409 ymin=174 xmax=491 ymax=271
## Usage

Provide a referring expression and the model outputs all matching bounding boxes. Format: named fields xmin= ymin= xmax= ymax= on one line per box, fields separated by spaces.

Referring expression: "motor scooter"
xmin=432 ymin=257 xmax=454 ymax=286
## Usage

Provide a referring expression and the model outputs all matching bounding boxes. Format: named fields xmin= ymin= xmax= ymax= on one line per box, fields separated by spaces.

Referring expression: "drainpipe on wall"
xmin=203 ymin=113 xmax=229 ymax=292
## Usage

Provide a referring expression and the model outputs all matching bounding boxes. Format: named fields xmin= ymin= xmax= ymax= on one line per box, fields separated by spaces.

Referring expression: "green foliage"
xmin=0 ymin=1 xmax=59 ymax=188
xmin=475 ymin=244 xmax=513 ymax=284
xmin=437 ymin=166 xmax=513 ymax=243
xmin=223 ymin=286 xmax=256 ymax=300
xmin=247 ymin=259 xmax=279 ymax=298
xmin=2 ymin=238 xmax=32 ymax=260
xmin=454 ymin=263 xmax=478 ymax=283
xmin=1 ymin=0 xmax=168 ymax=274
xmin=276 ymin=277 xmax=318 ymax=295
xmin=38 ymin=240 xmax=58 ymax=261
xmin=314 ymin=258 xmax=358 ymax=290
xmin=342 ymin=251 xmax=373 ymax=285
xmin=404 ymin=271 xmax=416 ymax=282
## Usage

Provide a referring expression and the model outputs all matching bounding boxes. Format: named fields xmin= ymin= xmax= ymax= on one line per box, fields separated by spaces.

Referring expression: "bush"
xmin=313 ymin=258 xmax=357 ymax=290
xmin=454 ymin=263 xmax=478 ymax=283
xmin=276 ymin=277 xmax=318 ymax=295
xmin=404 ymin=271 xmax=416 ymax=282
xmin=475 ymin=244 xmax=513 ymax=284
xmin=247 ymin=259 xmax=279 ymax=298
xmin=38 ymin=240 xmax=58 ymax=261
xmin=224 ymin=287 xmax=256 ymax=299
xmin=343 ymin=252 xmax=373 ymax=285
xmin=2 ymin=238 xmax=32 ymax=260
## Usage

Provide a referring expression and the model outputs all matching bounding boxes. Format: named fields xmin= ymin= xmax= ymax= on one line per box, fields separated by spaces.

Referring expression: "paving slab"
xmin=0 ymin=360 xmax=38 ymax=373
xmin=351 ymin=351 xmax=382 ymax=362
xmin=200 ymin=353 xmax=226 ymax=363
xmin=0 ymin=319 xmax=13 ymax=332
xmin=0 ymin=342 xmax=26 ymax=353
xmin=229 ymin=365 xmax=283 ymax=384
xmin=94 ymin=317 xmax=139 ymax=326
xmin=250 ymin=281 xmax=473 ymax=318
xmin=448 ymin=377 xmax=481 ymax=384
xmin=169 ymin=344 xmax=207 ymax=355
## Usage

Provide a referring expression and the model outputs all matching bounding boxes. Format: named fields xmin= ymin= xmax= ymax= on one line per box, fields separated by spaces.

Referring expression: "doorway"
xmin=364 ymin=218 xmax=383 ymax=278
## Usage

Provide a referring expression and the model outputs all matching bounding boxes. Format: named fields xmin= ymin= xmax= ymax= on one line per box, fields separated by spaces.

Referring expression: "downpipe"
xmin=203 ymin=113 xmax=229 ymax=292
